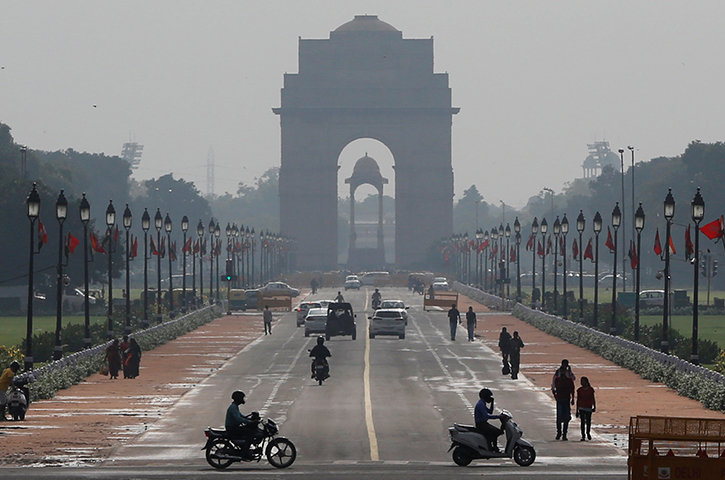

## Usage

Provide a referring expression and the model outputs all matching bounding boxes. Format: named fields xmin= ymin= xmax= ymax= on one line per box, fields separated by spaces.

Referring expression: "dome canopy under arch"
xmin=345 ymin=154 xmax=389 ymax=190
xmin=334 ymin=15 xmax=399 ymax=33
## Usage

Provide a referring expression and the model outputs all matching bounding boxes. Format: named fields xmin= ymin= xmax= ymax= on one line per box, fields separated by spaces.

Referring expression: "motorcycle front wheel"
xmin=452 ymin=446 xmax=473 ymax=466
xmin=206 ymin=438 xmax=235 ymax=470
xmin=266 ymin=438 xmax=297 ymax=468
xmin=513 ymin=445 xmax=536 ymax=466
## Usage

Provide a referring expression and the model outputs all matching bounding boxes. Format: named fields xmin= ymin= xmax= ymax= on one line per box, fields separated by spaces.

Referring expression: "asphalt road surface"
xmin=4 ymin=287 xmax=628 ymax=479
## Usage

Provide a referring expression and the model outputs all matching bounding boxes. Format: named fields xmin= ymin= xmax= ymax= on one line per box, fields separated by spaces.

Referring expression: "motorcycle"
xmin=310 ymin=355 xmax=329 ymax=385
xmin=203 ymin=415 xmax=296 ymax=470
xmin=372 ymin=297 xmax=381 ymax=310
xmin=413 ymin=282 xmax=425 ymax=295
xmin=448 ymin=409 xmax=536 ymax=467
xmin=6 ymin=377 xmax=30 ymax=421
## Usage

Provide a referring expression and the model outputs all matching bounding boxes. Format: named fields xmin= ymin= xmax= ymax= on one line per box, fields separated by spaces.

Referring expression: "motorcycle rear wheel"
xmin=206 ymin=438 xmax=235 ymax=470
xmin=452 ymin=446 xmax=473 ymax=466
xmin=266 ymin=438 xmax=297 ymax=468
xmin=513 ymin=445 xmax=536 ymax=466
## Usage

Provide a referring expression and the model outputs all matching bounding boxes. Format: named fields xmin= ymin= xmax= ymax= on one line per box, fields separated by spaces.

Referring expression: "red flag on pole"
xmin=629 ymin=239 xmax=638 ymax=269
xmin=160 ymin=237 xmax=166 ymax=258
xmin=194 ymin=239 xmax=200 ymax=254
xmin=182 ymin=237 xmax=192 ymax=254
xmin=537 ymin=240 xmax=544 ymax=258
xmin=546 ymin=236 xmax=552 ymax=255
xmin=559 ymin=235 xmax=566 ymax=256
xmin=605 ymin=227 xmax=615 ymax=252
xmin=66 ymin=232 xmax=80 ymax=254
xmin=700 ymin=217 xmax=724 ymax=240
xmin=526 ymin=234 xmax=534 ymax=251
xmin=668 ymin=234 xmax=676 ymax=255
xmin=113 ymin=225 xmax=119 ymax=245
xmin=654 ymin=228 xmax=662 ymax=256
xmin=572 ymin=239 xmax=579 ymax=260
xmin=583 ymin=238 xmax=594 ymax=261
xmin=38 ymin=220 xmax=48 ymax=250
xmin=685 ymin=225 xmax=694 ymax=260
xmin=510 ymin=246 xmax=516 ymax=262
xmin=201 ymin=238 xmax=207 ymax=255
xmin=130 ymin=235 xmax=138 ymax=259
xmin=150 ymin=236 xmax=158 ymax=255
xmin=169 ymin=241 xmax=177 ymax=261
xmin=489 ymin=245 xmax=498 ymax=260
xmin=90 ymin=231 xmax=106 ymax=253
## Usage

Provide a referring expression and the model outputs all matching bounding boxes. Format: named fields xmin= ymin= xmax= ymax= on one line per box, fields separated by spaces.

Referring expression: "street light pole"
xmin=505 ymin=224 xmax=511 ymax=298
xmin=553 ymin=216 xmax=561 ymax=314
xmin=514 ymin=218 xmax=521 ymax=302
xmin=215 ymin=223 xmax=221 ymax=300
xmin=540 ymin=218 xmax=548 ymax=311
xmin=208 ymin=219 xmax=215 ymax=303
xmin=164 ymin=213 xmax=173 ymax=315
xmin=251 ymin=228 xmax=256 ymax=287
xmin=491 ymin=228 xmax=499 ymax=295
xmin=105 ymin=201 xmax=116 ymax=339
xmin=576 ymin=211 xmax=585 ymax=323
xmin=155 ymin=209 xmax=163 ymax=322
xmin=181 ymin=216 xmax=189 ymax=313
xmin=531 ymin=218 xmax=538 ymax=307
xmin=662 ymin=189 xmax=676 ymax=354
xmin=141 ymin=209 xmax=150 ymax=328
xmin=618 ymin=149 xmax=627 ymax=293
xmin=561 ymin=214 xmax=569 ymax=319
xmin=634 ymin=203 xmax=645 ymax=342
xmin=593 ymin=212 xmax=603 ymax=328
xmin=25 ymin=183 xmax=41 ymax=370
xmin=197 ymin=220 xmax=205 ymax=307
xmin=80 ymin=194 xmax=91 ymax=346
xmin=691 ymin=188 xmax=705 ymax=364
xmin=611 ymin=203 xmax=622 ymax=335
xmin=122 ymin=204 xmax=132 ymax=335
xmin=53 ymin=190 xmax=68 ymax=360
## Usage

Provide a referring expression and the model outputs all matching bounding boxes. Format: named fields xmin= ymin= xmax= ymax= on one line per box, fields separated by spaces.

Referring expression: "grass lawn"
xmin=0 ymin=315 xmax=106 ymax=349
xmin=640 ymin=314 xmax=725 ymax=348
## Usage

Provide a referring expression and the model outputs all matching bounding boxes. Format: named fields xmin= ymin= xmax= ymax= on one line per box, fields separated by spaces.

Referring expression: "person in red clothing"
xmin=552 ymin=363 xmax=575 ymax=440
xmin=576 ymin=376 xmax=596 ymax=441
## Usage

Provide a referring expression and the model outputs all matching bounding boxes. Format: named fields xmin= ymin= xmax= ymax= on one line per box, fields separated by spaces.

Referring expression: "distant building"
xmin=121 ymin=142 xmax=144 ymax=170
xmin=582 ymin=141 xmax=620 ymax=178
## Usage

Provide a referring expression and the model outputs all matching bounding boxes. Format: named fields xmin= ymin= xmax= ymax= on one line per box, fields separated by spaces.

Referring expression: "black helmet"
xmin=232 ymin=391 xmax=246 ymax=404
xmin=317 ymin=336 xmax=325 ymax=345
xmin=10 ymin=360 xmax=20 ymax=371
xmin=375 ymin=288 xmax=379 ymax=292
xmin=479 ymin=388 xmax=493 ymax=401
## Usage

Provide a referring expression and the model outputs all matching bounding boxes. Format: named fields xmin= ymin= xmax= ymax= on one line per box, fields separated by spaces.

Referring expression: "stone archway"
xmin=275 ymin=15 xmax=458 ymax=269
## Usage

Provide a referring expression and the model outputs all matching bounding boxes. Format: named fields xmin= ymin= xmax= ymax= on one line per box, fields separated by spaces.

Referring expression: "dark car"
xmin=325 ymin=302 xmax=357 ymax=340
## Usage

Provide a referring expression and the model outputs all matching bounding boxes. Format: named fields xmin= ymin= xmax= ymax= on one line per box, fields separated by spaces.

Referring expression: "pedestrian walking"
xmin=553 ymin=361 xmax=576 ymax=440
xmin=576 ymin=376 xmax=596 ymax=441
xmin=465 ymin=306 xmax=477 ymax=342
xmin=508 ymin=331 xmax=524 ymax=379
xmin=552 ymin=359 xmax=576 ymax=390
xmin=447 ymin=304 xmax=461 ymax=341
xmin=119 ymin=335 xmax=130 ymax=379
xmin=498 ymin=327 xmax=512 ymax=375
xmin=105 ymin=339 xmax=122 ymax=380
xmin=125 ymin=338 xmax=142 ymax=379
xmin=263 ymin=305 xmax=273 ymax=335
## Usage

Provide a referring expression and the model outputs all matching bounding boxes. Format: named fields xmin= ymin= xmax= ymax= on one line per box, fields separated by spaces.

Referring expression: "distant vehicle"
xmin=325 ymin=302 xmax=357 ymax=340
xmin=369 ymin=309 xmax=406 ymax=339
xmin=317 ymin=299 xmax=335 ymax=309
xmin=296 ymin=301 xmax=321 ymax=327
xmin=359 ymin=271 xmax=390 ymax=286
xmin=245 ymin=289 xmax=260 ymax=310
xmin=62 ymin=288 xmax=97 ymax=313
xmin=344 ymin=275 xmax=361 ymax=290
xmin=640 ymin=290 xmax=665 ymax=307
xmin=432 ymin=277 xmax=450 ymax=291
xmin=229 ymin=289 xmax=247 ymax=311
xmin=304 ymin=308 xmax=328 ymax=337
xmin=259 ymin=282 xmax=300 ymax=297
xmin=379 ymin=300 xmax=409 ymax=324
xmin=598 ymin=274 xmax=627 ymax=288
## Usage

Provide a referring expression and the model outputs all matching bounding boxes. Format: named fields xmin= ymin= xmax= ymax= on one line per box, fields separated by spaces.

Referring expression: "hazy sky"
xmin=2 ymin=1 xmax=724 ymax=208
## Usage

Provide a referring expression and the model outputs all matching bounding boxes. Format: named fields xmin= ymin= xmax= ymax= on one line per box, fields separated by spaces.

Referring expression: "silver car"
xmin=368 ymin=308 xmax=406 ymax=339
xmin=295 ymin=301 xmax=321 ymax=327
xmin=379 ymin=299 xmax=409 ymax=325
xmin=304 ymin=308 xmax=328 ymax=337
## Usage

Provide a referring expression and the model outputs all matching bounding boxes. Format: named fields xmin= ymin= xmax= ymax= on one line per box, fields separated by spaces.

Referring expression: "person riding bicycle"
xmin=309 ymin=336 xmax=331 ymax=379
xmin=371 ymin=288 xmax=382 ymax=308
xmin=225 ymin=391 xmax=261 ymax=456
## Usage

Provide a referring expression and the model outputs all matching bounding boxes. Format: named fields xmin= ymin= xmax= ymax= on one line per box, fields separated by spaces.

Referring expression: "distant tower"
xmin=121 ymin=142 xmax=144 ymax=169
xmin=582 ymin=141 xmax=620 ymax=178
xmin=206 ymin=145 xmax=215 ymax=198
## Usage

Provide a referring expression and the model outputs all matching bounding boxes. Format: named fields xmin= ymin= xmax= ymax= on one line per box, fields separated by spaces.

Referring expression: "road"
xmin=4 ymin=287 xmax=628 ymax=479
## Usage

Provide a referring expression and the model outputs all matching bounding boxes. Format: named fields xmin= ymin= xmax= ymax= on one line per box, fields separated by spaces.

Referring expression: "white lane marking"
xmin=258 ymin=333 xmax=312 ymax=421
xmin=363 ymin=289 xmax=379 ymax=461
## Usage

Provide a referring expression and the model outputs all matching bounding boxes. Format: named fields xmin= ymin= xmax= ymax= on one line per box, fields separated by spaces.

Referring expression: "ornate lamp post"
xmin=662 ymin=189 xmax=675 ymax=354
xmin=232 ymin=224 xmax=240 ymax=288
xmin=475 ymin=229 xmax=483 ymax=288
xmin=610 ymin=203 xmax=622 ymax=335
xmin=105 ymin=201 xmax=116 ymax=339
xmin=561 ymin=214 xmax=569 ymax=319
xmin=531 ymin=217 xmax=539 ymax=306
xmin=245 ymin=226 xmax=251 ymax=289
xmin=634 ymin=203 xmax=645 ymax=342
xmin=576 ymin=211 xmax=585 ymax=322
xmin=553 ymin=216 xmax=561 ymax=314
xmin=215 ymin=222 xmax=221 ymax=300
xmin=25 ymin=184 xmax=41 ymax=370
xmin=514 ymin=218 xmax=522 ymax=302
xmin=505 ymin=224 xmax=511 ymax=298
xmin=251 ymin=228 xmax=256 ymax=287
xmin=53 ymin=190 xmax=68 ymax=360
xmin=491 ymin=227 xmax=499 ymax=294
xmin=122 ymin=204 xmax=132 ymax=335
xmin=260 ymin=230 xmax=266 ymax=284
xmin=155 ymin=209 xmax=163 ymax=322
xmin=141 ymin=208 xmax=150 ymax=328
xmin=80 ymin=194 xmax=92 ymax=346
xmin=181 ymin=215 xmax=189 ymax=313
xmin=164 ymin=213 xmax=173 ymax=315
xmin=540 ymin=218 xmax=548 ymax=310
xmin=197 ymin=220 xmax=205 ymax=307
xmin=593 ymin=212 xmax=603 ymax=328
xmin=208 ymin=219 xmax=215 ymax=303
xmin=691 ymin=188 xmax=705 ymax=364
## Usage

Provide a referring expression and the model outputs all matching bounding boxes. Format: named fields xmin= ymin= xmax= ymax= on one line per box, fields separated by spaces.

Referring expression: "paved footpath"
xmin=1 ymin=291 xmax=724 ymax=467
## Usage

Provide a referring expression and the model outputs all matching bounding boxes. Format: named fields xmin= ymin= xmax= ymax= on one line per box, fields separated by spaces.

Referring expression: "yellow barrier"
xmin=257 ymin=295 xmax=292 ymax=311
xmin=423 ymin=291 xmax=459 ymax=311
xmin=628 ymin=415 xmax=725 ymax=479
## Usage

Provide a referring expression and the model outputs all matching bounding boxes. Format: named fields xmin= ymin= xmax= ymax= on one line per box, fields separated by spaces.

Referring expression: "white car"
xmin=379 ymin=299 xmax=409 ymax=324
xmin=368 ymin=309 xmax=406 ymax=339
xmin=344 ymin=275 xmax=361 ymax=290
xmin=295 ymin=301 xmax=321 ymax=327
xmin=318 ymin=299 xmax=335 ymax=309
xmin=640 ymin=290 xmax=666 ymax=307
xmin=432 ymin=277 xmax=450 ymax=291
xmin=62 ymin=288 xmax=97 ymax=312
xmin=259 ymin=282 xmax=300 ymax=297
xmin=304 ymin=308 xmax=328 ymax=337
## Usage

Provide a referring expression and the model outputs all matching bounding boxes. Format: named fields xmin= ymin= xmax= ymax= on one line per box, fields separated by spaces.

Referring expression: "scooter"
xmin=6 ymin=377 xmax=30 ymax=421
xmin=448 ymin=410 xmax=536 ymax=467
xmin=311 ymin=357 xmax=329 ymax=385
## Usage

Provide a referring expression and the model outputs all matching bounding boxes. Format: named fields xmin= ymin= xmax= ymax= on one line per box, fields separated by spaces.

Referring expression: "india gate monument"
xmin=275 ymin=15 xmax=458 ymax=270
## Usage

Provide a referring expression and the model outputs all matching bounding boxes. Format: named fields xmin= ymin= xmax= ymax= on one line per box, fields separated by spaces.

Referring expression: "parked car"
xmin=344 ymin=275 xmax=361 ymax=290
xmin=259 ymin=282 xmax=300 ymax=297
xmin=62 ymin=288 xmax=97 ymax=313
xmin=640 ymin=290 xmax=665 ymax=307
xmin=432 ymin=277 xmax=450 ymax=291
xmin=326 ymin=302 xmax=357 ymax=340
xmin=296 ymin=301 xmax=321 ymax=327
xmin=379 ymin=299 xmax=409 ymax=324
xmin=369 ymin=308 xmax=406 ymax=339
xmin=304 ymin=307 xmax=328 ymax=337
xmin=245 ymin=289 xmax=260 ymax=310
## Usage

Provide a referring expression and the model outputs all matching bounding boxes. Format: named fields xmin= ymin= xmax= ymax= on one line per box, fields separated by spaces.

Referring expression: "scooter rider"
xmin=309 ymin=336 xmax=331 ymax=378
xmin=475 ymin=388 xmax=503 ymax=452
xmin=371 ymin=288 xmax=382 ymax=307
xmin=225 ymin=391 xmax=261 ymax=456
xmin=0 ymin=361 xmax=20 ymax=420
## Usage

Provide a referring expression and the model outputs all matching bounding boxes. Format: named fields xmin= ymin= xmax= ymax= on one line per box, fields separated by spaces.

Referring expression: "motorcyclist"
xmin=0 ymin=361 xmax=20 ymax=420
xmin=309 ymin=336 xmax=331 ymax=379
xmin=225 ymin=391 xmax=261 ymax=456
xmin=474 ymin=388 xmax=503 ymax=452
xmin=371 ymin=288 xmax=382 ymax=308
